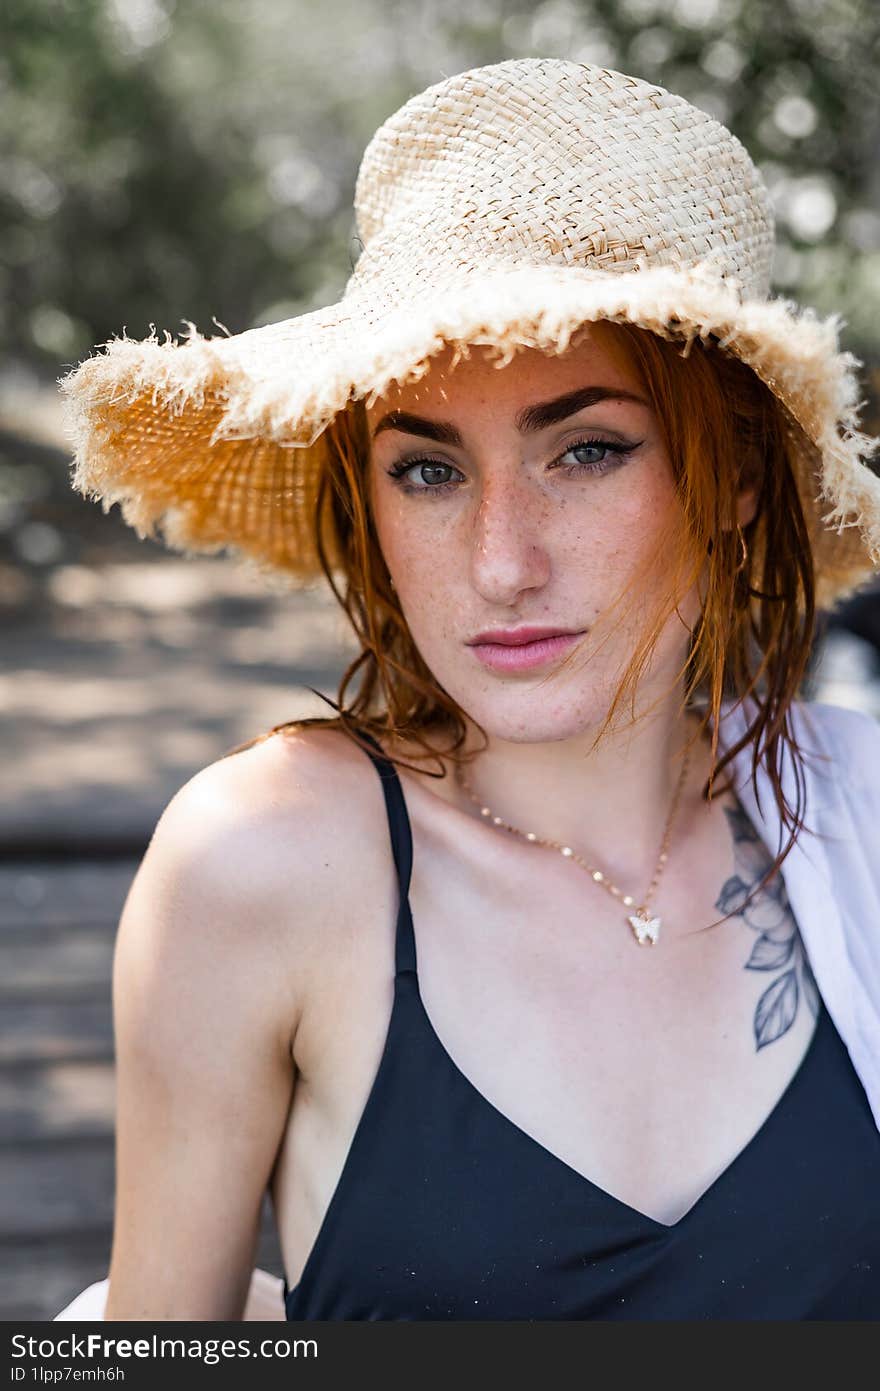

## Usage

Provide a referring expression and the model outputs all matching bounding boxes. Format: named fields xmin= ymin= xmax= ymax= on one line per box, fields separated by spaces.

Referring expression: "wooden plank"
xmin=0 ymin=1138 xmax=115 ymax=1237
xmin=0 ymin=999 xmax=113 ymax=1063
xmin=0 ymin=1231 xmax=111 ymax=1322
xmin=0 ymin=861 xmax=138 ymax=929
xmin=0 ymin=1061 xmax=116 ymax=1145
xmin=0 ymin=927 xmax=115 ymax=999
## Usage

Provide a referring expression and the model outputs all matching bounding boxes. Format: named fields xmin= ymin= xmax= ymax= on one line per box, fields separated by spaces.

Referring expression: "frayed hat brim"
xmin=59 ymin=260 xmax=880 ymax=607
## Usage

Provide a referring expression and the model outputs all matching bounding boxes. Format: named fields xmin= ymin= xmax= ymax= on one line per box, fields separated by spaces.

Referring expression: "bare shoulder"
xmin=154 ymin=720 xmax=381 ymax=889
xmin=128 ymin=723 xmax=385 ymax=1032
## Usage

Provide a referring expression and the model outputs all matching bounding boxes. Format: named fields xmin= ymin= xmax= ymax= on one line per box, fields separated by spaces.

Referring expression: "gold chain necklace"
xmin=453 ymin=727 xmax=694 ymax=947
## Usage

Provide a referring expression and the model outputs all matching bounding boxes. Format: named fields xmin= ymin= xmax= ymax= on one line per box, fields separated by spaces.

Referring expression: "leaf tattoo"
xmin=716 ymin=803 xmax=820 ymax=1052
xmin=717 ymin=873 xmax=751 ymax=917
xmin=745 ymin=934 xmax=795 ymax=971
xmin=753 ymin=970 xmax=799 ymax=1051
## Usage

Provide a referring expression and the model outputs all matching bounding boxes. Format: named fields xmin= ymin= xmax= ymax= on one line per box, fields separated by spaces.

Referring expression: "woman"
xmin=56 ymin=58 xmax=880 ymax=1321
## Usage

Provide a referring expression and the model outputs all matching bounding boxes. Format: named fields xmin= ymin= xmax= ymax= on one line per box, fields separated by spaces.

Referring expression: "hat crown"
xmin=351 ymin=58 xmax=774 ymax=301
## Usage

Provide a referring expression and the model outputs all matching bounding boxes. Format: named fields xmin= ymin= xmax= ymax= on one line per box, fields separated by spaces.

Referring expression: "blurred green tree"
xmin=0 ymin=0 xmax=877 ymax=398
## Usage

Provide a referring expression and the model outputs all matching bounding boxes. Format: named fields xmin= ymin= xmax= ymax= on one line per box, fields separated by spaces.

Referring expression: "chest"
xmin=415 ymin=790 xmax=822 ymax=1218
xmin=290 ymin=779 xmax=820 ymax=1229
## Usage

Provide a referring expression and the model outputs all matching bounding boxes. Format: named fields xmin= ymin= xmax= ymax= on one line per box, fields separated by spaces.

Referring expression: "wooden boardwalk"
xmin=0 ymin=854 xmax=286 ymax=1321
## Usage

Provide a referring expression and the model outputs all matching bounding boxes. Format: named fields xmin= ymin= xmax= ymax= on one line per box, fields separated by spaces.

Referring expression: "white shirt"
xmin=716 ymin=694 xmax=880 ymax=1132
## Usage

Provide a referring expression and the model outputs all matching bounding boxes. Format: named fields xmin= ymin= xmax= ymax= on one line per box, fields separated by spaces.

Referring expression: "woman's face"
xmin=366 ymin=329 xmax=701 ymax=743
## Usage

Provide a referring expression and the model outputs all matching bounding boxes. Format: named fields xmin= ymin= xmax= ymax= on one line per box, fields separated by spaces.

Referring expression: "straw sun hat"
xmin=59 ymin=57 xmax=880 ymax=611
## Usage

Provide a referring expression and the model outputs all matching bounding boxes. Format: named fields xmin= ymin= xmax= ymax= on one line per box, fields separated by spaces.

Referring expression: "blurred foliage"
xmin=0 ymin=0 xmax=878 ymax=376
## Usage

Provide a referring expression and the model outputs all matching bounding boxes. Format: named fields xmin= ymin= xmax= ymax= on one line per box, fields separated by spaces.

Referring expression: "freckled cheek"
xmin=590 ymin=478 xmax=675 ymax=554
xmin=393 ymin=556 xmax=461 ymax=651
xmin=556 ymin=495 xmax=643 ymax=563
xmin=377 ymin=505 xmax=460 ymax=604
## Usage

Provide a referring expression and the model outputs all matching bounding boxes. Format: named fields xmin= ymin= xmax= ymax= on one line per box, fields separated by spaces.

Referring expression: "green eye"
xmin=553 ymin=437 xmax=631 ymax=475
xmin=385 ymin=458 xmax=463 ymax=494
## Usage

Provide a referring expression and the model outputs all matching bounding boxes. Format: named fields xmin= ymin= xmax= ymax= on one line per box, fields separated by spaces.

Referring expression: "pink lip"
xmin=468 ymin=629 xmax=586 ymax=672
xmin=468 ymin=625 xmax=584 ymax=646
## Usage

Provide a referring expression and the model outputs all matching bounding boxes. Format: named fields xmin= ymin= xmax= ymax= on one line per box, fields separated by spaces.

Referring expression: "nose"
xmin=468 ymin=471 xmax=551 ymax=604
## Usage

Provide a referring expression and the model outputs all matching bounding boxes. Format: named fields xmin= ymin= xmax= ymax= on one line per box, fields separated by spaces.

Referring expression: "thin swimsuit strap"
xmin=354 ymin=729 xmax=418 ymax=979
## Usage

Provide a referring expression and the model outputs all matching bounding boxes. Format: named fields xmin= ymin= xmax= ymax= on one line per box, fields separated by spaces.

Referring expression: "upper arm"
xmin=105 ymin=739 xmax=331 ymax=1320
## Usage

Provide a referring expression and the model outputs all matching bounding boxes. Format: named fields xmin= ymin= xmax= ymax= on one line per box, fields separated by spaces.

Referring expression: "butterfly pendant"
xmin=628 ymin=908 xmax=661 ymax=946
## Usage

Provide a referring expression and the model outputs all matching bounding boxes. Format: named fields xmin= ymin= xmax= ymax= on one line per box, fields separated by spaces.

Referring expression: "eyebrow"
xmin=370 ymin=384 xmax=649 ymax=445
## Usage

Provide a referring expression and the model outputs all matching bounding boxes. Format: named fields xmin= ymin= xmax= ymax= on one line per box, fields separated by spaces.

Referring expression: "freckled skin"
xmin=366 ymin=332 xmax=728 ymax=746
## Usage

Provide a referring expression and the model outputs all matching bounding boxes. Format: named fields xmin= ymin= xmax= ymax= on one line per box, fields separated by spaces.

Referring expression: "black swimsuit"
xmin=282 ymin=732 xmax=880 ymax=1320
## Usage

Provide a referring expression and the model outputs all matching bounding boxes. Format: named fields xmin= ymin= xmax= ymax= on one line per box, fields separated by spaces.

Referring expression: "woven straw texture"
xmin=59 ymin=58 xmax=880 ymax=609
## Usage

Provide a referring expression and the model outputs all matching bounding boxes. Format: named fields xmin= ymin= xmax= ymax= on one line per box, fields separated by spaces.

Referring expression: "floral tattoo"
xmin=715 ymin=804 xmax=820 ymax=1051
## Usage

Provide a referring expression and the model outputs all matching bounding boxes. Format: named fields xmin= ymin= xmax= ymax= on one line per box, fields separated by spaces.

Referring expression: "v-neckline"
xmin=409 ymin=975 xmax=826 ymax=1234
xmin=283 ymin=981 xmax=827 ymax=1304
xmin=391 ymin=704 xmax=828 ymax=1236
